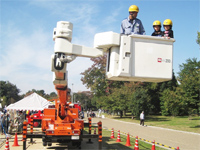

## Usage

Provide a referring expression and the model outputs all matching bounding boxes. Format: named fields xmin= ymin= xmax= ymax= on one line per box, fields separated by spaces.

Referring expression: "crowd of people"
xmin=0 ymin=107 xmax=25 ymax=135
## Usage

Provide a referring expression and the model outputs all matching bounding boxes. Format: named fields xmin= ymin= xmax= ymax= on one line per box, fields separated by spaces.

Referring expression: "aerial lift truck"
xmin=41 ymin=21 xmax=104 ymax=148
xmin=25 ymin=21 xmax=175 ymax=149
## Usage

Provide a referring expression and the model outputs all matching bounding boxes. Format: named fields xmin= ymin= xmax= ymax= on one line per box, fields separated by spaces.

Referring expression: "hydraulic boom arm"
xmin=51 ymin=21 xmax=104 ymax=119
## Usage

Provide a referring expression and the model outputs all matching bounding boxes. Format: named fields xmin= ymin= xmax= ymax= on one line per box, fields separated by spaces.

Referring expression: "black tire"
xmin=48 ymin=143 xmax=52 ymax=146
xmin=43 ymin=142 xmax=47 ymax=146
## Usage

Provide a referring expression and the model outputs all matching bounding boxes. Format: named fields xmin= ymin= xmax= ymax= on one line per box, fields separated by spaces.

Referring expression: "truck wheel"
xmin=43 ymin=142 xmax=47 ymax=146
xmin=48 ymin=143 xmax=52 ymax=146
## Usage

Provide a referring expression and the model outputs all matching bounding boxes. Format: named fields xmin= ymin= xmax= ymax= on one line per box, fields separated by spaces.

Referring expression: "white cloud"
xmin=29 ymin=1 xmax=100 ymax=47
xmin=1 ymin=26 xmax=51 ymax=72
xmin=0 ymin=1 xmax=111 ymax=94
xmin=0 ymin=19 xmax=94 ymax=94
xmin=67 ymin=57 xmax=93 ymax=92
xmin=0 ymin=23 xmax=54 ymax=94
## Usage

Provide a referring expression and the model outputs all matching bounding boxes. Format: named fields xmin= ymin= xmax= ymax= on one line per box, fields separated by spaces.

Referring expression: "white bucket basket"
xmin=94 ymin=32 xmax=175 ymax=82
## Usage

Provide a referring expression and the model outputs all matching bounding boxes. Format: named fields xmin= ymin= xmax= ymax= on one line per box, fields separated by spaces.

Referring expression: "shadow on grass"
xmin=190 ymin=125 xmax=200 ymax=128
xmin=189 ymin=118 xmax=200 ymax=120
xmin=101 ymin=136 xmax=132 ymax=150
xmin=145 ymin=116 xmax=170 ymax=122
xmin=112 ymin=116 xmax=133 ymax=120
xmin=102 ymin=136 xmax=150 ymax=150
xmin=112 ymin=115 xmax=170 ymax=122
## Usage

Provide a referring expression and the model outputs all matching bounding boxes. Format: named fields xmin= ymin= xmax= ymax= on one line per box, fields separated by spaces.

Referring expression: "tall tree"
xmin=145 ymin=71 xmax=178 ymax=114
xmin=108 ymin=84 xmax=132 ymax=118
xmin=49 ymin=92 xmax=57 ymax=98
xmin=81 ymin=54 xmax=124 ymax=96
xmin=129 ymin=84 xmax=151 ymax=118
xmin=160 ymin=88 xmax=185 ymax=116
xmin=197 ymin=31 xmax=200 ymax=45
xmin=73 ymin=91 xmax=94 ymax=110
xmin=0 ymin=81 xmax=21 ymax=106
xmin=81 ymin=55 xmax=107 ymax=96
xmin=177 ymin=58 xmax=200 ymax=115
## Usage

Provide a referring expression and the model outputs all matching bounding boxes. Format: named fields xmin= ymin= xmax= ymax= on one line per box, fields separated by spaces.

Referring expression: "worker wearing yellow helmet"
xmin=151 ymin=20 xmax=163 ymax=37
xmin=163 ymin=19 xmax=174 ymax=39
xmin=120 ymin=5 xmax=145 ymax=35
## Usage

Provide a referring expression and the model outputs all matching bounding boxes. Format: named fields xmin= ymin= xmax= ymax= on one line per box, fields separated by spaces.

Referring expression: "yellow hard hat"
xmin=163 ymin=19 xmax=173 ymax=26
xmin=129 ymin=5 xmax=139 ymax=12
xmin=153 ymin=20 xmax=161 ymax=26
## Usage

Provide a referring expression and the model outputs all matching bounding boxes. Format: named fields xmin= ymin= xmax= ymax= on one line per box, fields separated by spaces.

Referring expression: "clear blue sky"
xmin=0 ymin=0 xmax=199 ymax=94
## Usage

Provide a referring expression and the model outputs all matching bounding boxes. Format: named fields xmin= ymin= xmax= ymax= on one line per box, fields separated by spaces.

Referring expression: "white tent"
xmin=7 ymin=93 xmax=50 ymax=111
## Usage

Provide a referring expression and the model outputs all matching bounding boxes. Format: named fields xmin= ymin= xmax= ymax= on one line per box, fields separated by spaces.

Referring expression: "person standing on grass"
xmin=140 ymin=111 xmax=145 ymax=126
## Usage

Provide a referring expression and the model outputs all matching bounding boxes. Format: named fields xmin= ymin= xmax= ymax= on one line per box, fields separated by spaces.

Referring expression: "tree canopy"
xmin=0 ymin=81 xmax=21 ymax=107
xmin=197 ymin=31 xmax=200 ymax=45
xmin=178 ymin=58 xmax=200 ymax=115
xmin=0 ymin=81 xmax=57 ymax=108
xmin=73 ymin=91 xmax=94 ymax=111
xmin=81 ymin=54 xmax=124 ymax=96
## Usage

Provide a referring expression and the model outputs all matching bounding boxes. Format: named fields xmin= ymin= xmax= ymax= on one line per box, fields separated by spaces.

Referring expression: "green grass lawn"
xmin=101 ymin=128 xmax=166 ymax=150
xmin=84 ymin=127 xmax=166 ymax=150
xmin=104 ymin=114 xmax=200 ymax=133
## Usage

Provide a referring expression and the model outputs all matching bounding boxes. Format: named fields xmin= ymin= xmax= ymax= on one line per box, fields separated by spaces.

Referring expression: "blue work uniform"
xmin=120 ymin=17 xmax=146 ymax=35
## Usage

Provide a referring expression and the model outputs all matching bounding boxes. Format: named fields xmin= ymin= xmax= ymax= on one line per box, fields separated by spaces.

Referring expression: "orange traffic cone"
xmin=5 ymin=137 xmax=10 ymax=150
xmin=116 ymin=130 xmax=122 ymax=142
xmin=176 ymin=147 xmax=180 ymax=150
xmin=12 ymin=132 xmax=20 ymax=146
xmin=125 ymin=133 xmax=131 ymax=146
xmin=94 ymin=128 xmax=96 ymax=134
xmin=134 ymin=136 xmax=139 ymax=150
xmin=151 ymin=140 xmax=155 ymax=150
xmin=110 ymin=128 xmax=115 ymax=139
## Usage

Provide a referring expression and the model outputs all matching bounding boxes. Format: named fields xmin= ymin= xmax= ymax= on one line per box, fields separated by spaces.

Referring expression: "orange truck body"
xmin=41 ymin=88 xmax=84 ymax=146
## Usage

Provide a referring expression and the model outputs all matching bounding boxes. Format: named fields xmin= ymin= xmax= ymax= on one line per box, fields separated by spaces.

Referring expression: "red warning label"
xmin=157 ymin=58 xmax=162 ymax=62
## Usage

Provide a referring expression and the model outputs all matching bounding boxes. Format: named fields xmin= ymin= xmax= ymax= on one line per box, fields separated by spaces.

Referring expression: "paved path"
xmin=91 ymin=116 xmax=200 ymax=150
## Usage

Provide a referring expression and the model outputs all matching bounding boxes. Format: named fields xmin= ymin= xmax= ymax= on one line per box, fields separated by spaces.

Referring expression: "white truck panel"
xmin=118 ymin=36 xmax=132 ymax=77
xmin=106 ymin=46 xmax=120 ymax=78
